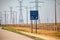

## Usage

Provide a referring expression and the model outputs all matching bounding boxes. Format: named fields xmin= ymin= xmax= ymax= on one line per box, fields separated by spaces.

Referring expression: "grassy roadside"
xmin=2 ymin=26 xmax=45 ymax=40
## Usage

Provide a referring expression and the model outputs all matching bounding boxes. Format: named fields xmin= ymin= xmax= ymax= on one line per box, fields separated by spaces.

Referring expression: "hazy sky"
xmin=0 ymin=0 xmax=60 ymax=24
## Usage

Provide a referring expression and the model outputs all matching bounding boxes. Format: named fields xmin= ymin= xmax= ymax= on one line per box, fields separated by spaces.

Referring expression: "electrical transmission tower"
xmin=10 ymin=7 xmax=17 ymax=25
xmin=10 ymin=7 xmax=13 ymax=24
xmin=30 ymin=0 xmax=44 ymax=24
xmin=17 ymin=0 xmax=24 ymax=24
xmin=4 ymin=11 xmax=7 ymax=25
xmin=13 ymin=11 xmax=17 ymax=24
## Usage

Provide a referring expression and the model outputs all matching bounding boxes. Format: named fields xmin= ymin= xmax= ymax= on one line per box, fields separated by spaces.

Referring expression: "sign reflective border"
xmin=30 ymin=10 xmax=38 ymax=20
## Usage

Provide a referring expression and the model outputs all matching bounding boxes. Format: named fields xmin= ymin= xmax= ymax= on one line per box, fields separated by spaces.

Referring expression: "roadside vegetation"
xmin=1 ymin=24 xmax=60 ymax=40
xmin=2 ymin=26 xmax=45 ymax=40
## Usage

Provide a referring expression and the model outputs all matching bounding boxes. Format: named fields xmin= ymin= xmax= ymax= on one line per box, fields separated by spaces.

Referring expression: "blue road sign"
xmin=30 ymin=10 xmax=38 ymax=20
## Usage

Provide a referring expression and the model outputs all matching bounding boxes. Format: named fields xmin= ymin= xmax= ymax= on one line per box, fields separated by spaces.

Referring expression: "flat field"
xmin=2 ymin=23 xmax=60 ymax=38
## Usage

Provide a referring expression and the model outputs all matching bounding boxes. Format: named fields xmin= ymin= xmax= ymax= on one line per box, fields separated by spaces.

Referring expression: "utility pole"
xmin=54 ymin=0 xmax=57 ymax=31
xmin=0 ymin=12 xmax=2 ymax=25
xmin=13 ymin=11 xmax=17 ymax=25
xmin=4 ymin=11 xmax=7 ymax=26
xmin=5 ymin=12 xmax=9 ymax=24
xmin=1 ymin=12 xmax=2 ymax=25
xmin=55 ymin=0 xmax=57 ymax=25
xmin=35 ymin=0 xmax=38 ymax=33
xmin=15 ymin=11 xmax=17 ymax=25
xmin=12 ymin=11 xmax=15 ymax=25
xmin=47 ymin=17 xmax=48 ymax=23
xmin=6 ymin=13 xmax=9 ymax=24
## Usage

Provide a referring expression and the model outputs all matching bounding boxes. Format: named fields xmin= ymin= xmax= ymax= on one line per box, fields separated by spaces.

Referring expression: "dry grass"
xmin=3 ymin=26 xmax=45 ymax=40
xmin=2 ymin=23 xmax=60 ymax=38
xmin=5 ymin=26 xmax=60 ymax=38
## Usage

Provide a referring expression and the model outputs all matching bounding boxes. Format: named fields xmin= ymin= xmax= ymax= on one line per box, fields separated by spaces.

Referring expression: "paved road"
xmin=0 ymin=27 xmax=34 ymax=40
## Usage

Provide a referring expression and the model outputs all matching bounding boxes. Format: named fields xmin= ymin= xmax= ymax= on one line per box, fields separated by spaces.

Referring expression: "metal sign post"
xmin=31 ymin=20 xmax=33 ymax=33
xmin=30 ymin=10 xmax=38 ymax=33
xmin=35 ymin=20 xmax=37 ymax=33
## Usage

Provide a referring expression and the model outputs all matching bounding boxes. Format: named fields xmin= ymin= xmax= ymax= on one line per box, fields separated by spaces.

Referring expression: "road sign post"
xmin=30 ymin=10 xmax=38 ymax=33
xmin=35 ymin=20 xmax=37 ymax=33
xmin=31 ymin=20 xmax=33 ymax=33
